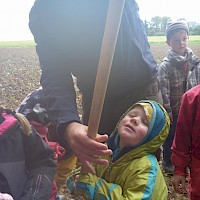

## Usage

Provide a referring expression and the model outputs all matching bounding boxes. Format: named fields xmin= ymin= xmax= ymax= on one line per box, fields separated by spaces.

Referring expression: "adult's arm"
xmin=29 ymin=1 xmax=113 ymax=172
xmin=29 ymin=0 xmax=112 ymax=132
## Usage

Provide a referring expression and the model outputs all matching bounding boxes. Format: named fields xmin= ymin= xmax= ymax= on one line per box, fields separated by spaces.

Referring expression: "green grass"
xmin=148 ymin=35 xmax=200 ymax=45
xmin=1 ymin=35 xmax=200 ymax=47
xmin=148 ymin=36 xmax=166 ymax=44
xmin=0 ymin=40 xmax=35 ymax=48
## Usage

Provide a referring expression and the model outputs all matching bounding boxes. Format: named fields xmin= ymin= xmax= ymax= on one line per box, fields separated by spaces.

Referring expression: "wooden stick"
xmin=87 ymin=0 xmax=125 ymax=140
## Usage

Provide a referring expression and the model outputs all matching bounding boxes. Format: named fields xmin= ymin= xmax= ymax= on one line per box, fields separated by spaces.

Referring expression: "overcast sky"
xmin=0 ymin=0 xmax=199 ymax=41
xmin=137 ymin=0 xmax=200 ymax=22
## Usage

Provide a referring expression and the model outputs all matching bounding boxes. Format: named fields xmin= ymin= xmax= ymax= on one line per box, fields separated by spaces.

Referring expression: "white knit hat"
xmin=166 ymin=21 xmax=189 ymax=40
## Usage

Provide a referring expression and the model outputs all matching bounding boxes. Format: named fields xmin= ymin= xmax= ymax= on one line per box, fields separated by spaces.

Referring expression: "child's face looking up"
xmin=118 ymin=105 xmax=148 ymax=148
xmin=167 ymin=30 xmax=188 ymax=56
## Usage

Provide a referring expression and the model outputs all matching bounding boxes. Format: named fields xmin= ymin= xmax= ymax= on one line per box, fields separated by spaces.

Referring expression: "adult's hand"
xmin=172 ymin=175 xmax=186 ymax=194
xmin=64 ymin=122 xmax=112 ymax=174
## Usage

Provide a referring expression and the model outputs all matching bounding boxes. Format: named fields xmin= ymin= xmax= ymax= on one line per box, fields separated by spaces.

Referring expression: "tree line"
xmin=144 ymin=16 xmax=200 ymax=36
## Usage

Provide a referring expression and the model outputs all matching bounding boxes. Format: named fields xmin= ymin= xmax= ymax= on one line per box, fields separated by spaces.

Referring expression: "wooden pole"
xmin=87 ymin=0 xmax=125 ymax=140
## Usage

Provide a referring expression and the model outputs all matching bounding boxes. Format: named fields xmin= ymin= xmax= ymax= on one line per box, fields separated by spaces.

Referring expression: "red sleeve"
xmin=171 ymin=90 xmax=196 ymax=176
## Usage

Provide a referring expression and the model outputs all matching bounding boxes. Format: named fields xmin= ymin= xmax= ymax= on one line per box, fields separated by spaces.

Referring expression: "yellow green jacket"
xmin=67 ymin=101 xmax=170 ymax=200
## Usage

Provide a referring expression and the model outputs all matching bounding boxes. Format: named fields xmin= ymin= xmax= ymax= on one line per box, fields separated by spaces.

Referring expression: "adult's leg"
xmin=163 ymin=116 xmax=178 ymax=169
xmin=55 ymin=155 xmax=77 ymax=191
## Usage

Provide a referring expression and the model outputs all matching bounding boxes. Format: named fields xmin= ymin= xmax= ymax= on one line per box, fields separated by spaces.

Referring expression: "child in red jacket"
xmin=172 ymin=84 xmax=200 ymax=200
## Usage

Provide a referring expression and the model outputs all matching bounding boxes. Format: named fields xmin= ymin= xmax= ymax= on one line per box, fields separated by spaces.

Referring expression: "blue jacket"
xmin=29 ymin=0 xmax=158 ymax=134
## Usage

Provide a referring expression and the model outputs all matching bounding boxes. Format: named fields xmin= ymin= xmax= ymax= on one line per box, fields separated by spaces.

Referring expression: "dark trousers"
xmin=82 ymin=78 xmax=162 ymax=135
xmin=163 ymin=116 xmax=178 ymax=166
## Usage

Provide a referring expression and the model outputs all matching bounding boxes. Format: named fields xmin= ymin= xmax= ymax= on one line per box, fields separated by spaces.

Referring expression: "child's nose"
xmin=131 ymin=117 xmax=139 ymax=125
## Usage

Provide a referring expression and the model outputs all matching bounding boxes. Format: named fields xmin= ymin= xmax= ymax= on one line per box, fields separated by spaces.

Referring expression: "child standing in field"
xmin=67 ymin=100 xmax=170 ymax=200
xmin=158 ymin=21 xmax=200 ymax=172
xmin=172 ymin=84 xmax=200 ymax=200
xmin=0 ymin=106 xmax=56 ymax=200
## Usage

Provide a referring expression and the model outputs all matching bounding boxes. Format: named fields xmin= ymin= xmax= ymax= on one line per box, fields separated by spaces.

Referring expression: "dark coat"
xmin=0 ymin=113 xmax=56 ymax=200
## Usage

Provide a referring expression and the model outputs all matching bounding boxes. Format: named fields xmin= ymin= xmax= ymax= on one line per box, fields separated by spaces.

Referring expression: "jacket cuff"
xmin=174 ymin=167 xmax=188 ymax=177
xmin=56 ymin=121 xmax=81 ymax=158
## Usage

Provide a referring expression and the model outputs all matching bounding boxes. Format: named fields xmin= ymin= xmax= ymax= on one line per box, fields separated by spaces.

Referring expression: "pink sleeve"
xmin=172 ymin=91 xmax=195 ymax=176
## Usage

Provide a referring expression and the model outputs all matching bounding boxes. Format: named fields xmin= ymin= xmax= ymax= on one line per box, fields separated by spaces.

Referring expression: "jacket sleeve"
xmin=67 ymin=173 xmax=124 ymax=200
xmin=29 ymin=1 xmax=81 ymax=133
xmin=171 ymin=91 xmax=194 ymax=176
xmin=39 ymin=62 xmax=81 ymax=132
xmin=158 ymin=62 xmax=172 ymax=118
xmin=20 ymin=127 xmax=57 ymax=200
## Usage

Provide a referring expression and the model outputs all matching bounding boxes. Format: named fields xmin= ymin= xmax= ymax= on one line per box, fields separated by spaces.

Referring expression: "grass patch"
xmin=0 ymin=40 xmax=35 ymax=48
xmin=148 ymin=35 xmax=200 ymax=45
xmin=1 ymin=36 xmax=200 ymax=47
xmin=148 ymin=36 xmax=166 ymax=44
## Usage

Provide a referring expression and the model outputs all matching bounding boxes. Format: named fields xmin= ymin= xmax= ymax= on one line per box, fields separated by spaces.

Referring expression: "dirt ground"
xmin=1 ymin=44 xmax=200 ymax=199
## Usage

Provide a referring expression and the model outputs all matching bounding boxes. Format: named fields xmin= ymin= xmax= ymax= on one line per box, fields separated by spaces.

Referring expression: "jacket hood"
xmin=107 ymin=100 xmax=170 ymax=161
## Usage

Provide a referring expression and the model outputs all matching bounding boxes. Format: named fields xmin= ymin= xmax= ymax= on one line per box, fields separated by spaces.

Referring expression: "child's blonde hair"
xmin=0 ymin=106 xmax=31 ymax=135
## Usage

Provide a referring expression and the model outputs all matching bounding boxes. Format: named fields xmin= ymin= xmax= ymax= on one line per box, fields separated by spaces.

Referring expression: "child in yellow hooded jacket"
xmin=67 ymin=100 xmax=170 ymax=200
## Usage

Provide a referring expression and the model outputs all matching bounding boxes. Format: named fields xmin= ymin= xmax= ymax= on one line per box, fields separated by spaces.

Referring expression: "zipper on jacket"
xmin=108 ymin=146 xmax=121 ymax=173
xmin=108 ymin=154 xmax=115 ymax=173
xmin=108 ymin=161 xmax=113 ymax=173
xmin=32 ymin=173 xmax=42 ymax=198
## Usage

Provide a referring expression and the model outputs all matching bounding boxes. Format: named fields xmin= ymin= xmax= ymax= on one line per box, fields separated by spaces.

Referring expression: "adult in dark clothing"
xmin=29 ymin=0 xmax=162 ymax=173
